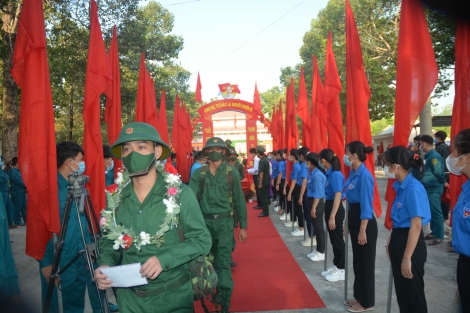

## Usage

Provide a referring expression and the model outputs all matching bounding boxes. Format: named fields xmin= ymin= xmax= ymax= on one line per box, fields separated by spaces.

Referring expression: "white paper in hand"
xmin=100 ymin=263 xmax=148 ymax=288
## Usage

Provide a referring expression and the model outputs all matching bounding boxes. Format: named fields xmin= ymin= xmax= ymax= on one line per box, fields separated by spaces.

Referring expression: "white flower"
xmin=115 ymin=172 xmax=124 ymax=184
xmin=163 ymin=198 xmax=175 ymax=213
xmin=165 ymin=174 xmax=180 ymax=185
xmin=113 ymin=234 xmax=124 ymax=250
xmin=140 ymin=231 xmax=151 ymax=246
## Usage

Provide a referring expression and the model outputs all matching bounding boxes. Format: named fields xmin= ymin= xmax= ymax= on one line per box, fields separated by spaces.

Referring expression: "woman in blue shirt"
xmin=306 ymin=152 xmax=326 ymax=262
xmin=343 ymin=141 xmax=378 ymax=312
xmin=319 ymin=148 xmax=345 ymax=282
xmin=276 ymin=149 xmax=288 ymax=217
xmin=446 ymin=128 xmax=470 ymax=312
xmin=286 ymin=149 xmax=304 ymax=235
xmin=383 ymin=146 xmax=430 ymax=313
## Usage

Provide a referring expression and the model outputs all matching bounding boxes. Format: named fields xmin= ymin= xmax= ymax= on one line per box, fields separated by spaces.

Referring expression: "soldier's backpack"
xmin=199 ymin=165 xmax=240 ymax=227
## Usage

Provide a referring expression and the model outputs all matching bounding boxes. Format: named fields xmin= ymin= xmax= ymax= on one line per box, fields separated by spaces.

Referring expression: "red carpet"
xmin=195 ymin=202 xmax=325 ymax=312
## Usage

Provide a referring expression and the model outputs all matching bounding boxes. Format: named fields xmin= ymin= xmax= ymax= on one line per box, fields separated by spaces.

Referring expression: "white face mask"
xmin=446 ymin=154 xmax=468 ymax=176
xmin=384 ymin=165 xmax=397 ymax=179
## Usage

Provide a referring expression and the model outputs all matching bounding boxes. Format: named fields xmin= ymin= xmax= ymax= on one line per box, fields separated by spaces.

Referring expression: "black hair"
xmin=306 ymin=152 xmax=324 ymax=173
xmin=420 ymin=135 xmax=434 ymax=145
xmin=195 ymin=151 xmax=206 ymax=161
xmin=171 ymin=153 xmax=177 ymax=160
xmin=11 ymin=157 xmax=18 ymax=166
xmin=283 ymin=148 xmax=287 ymax=154
xmin=272 ymin=151 xmax=278 ymax=156
xmin=453 ymin=128 xmax=470 ymax=155
xmin=289 ymin=149 xmax=299 ymax=161
xmin=319 ymin=148 xmax=341 ymax=172
xmin=383 ymin=146 xmax=424 ymax=178
xmin=345 ymin=141 xmax=374 ymax=162
xmin=413 ymin=135 xmax=421 ymax=142
xmin=434 ymin=130 xmax=447 ymax=142
xmin=103 ymin=145 xmax=112 ymax=158
xmin=57 ymin=141 xmax=85 ymax=168
xmin=249 ymin=148 xmax=257 ymax=154
xmin=298 ymin=147 xmax=309 ymax=159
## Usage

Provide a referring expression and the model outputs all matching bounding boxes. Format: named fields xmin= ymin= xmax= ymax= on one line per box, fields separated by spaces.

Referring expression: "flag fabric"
xmin=171 ymin=95 xmax=181 ymax=175
xmin=218 ymin=83 xmax=241 ymax=94
xmin=105 ymin=25 xmax=122 ymax=176
xmin=253 ymin=82 xmax=262 ymax=116
xmin=11 ymin=0 xmax=59 ymax=259
xmin=324 ymin=32 xmax=344 ymax=172
xmin=277 ymin=99 xmax=285 ymax=149
xmin=297 ymin=67 xmax=310 ymax=148
xmin=135 ymin=53 xmax=158 ymax=130
xmin=285 ymin=79 xmax=299 ymax=185
xmin=82 ymin=0 xmax=112 ymax=220
xmin=449 ymin=21 xmax=470 ymax=227
xmin=345 ymin=0 xmax=382 ymax=217
xmin=157 ymin=89 xmax=170 ymax=146
xmin=384 ymin=0 xmax=438 ymax=230
xmin=271 ymin=104 xmax=277 ymax=149
xmin=195 ymin=72 xmax=202 ymax=103
xmin=310 ymin=55 xmax=325 ymax=153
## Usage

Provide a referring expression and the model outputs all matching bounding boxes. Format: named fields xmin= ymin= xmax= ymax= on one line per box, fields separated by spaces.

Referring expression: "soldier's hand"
xmin=95 ymin=266 xmax=112 ymax=290
xmin=141 ymin=256 xmax=163 ymax=280
xmin=239 ymin=228 xmax=248 ymax=242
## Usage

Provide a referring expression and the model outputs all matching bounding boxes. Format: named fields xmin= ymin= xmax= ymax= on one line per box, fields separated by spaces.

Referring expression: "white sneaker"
xmin=310 ymin=252 xmax=325 ymax=262
xmin=325 ymin=269 xmax=345 ymax=281
xmin=274 ymin=206 xmax=279 ymax=212
xmin=321 ymin=266 xmax=337 ymax=277
xmin=302 ymin=238 xmax=317 ymax=246
xmin=279 ymin=214 xmax=286 ymax=219
xmin=307 ymin=251 xmax=316 ymax=258
xmin=292 ymin=229 xmax=303 ymax=237
xmin=285 ymin=221 xmax=298 ymax=227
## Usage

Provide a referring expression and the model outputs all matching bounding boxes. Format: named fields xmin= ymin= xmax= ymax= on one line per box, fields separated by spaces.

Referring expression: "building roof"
xmin=414 ymin=115 xmax=452 ymax=127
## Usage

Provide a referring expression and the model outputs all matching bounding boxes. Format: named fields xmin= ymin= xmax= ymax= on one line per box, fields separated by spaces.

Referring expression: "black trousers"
xmin=308 ymin=198 xmax=325 ymax=253
xmin=279 ymin=179 xmax=286 ymax=211
xmin=292 ymin=185 xmax=304 ymax=228
xmin=271 ymin=182 xmax=277 ymax=201
xmin=389 ymin=228 xmax=427 ymax=313
xmin=258 ymin=184 xmax=270 ymax=215
xmin=253 ymin=175 xmax=259 ymax=205
xmin=457 ymin=254 xmax=470 ymax=312
xmin=324 ymin=200 xmax=345 ymax=269
xmin=348 ymin=203 xmax=377 ymax=308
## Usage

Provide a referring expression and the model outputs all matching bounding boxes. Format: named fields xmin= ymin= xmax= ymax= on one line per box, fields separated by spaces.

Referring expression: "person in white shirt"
xmin=247 ymin=148 xmax=261 ymax=209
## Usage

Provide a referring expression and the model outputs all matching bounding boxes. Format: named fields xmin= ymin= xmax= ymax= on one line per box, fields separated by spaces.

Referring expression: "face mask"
xmin=343 ymin=155 xmax=353 ymax=167
xmin=384 ymin=165 xmax=397 ymax=179
xmin=434 ymin=138 xmax=438 ymax=144
xmin=207 ymin=151 xmax=223 ymax=162
xmin=229 ymin=156 xmax=237 ymax=162
xmin=318 ymin=162 xmax=325 ymax=170
xmin=106 ymin=160 xmax=114 ymax=172
xmin=122 ymin=151 xmax=155 ymax=177
xmin=446 ymin=155 xmax=468 ymax=176
xmin=71 ymin=160 xmax=86 ymax=173
xmin=268 ymin=156 xmax=272 ymax=160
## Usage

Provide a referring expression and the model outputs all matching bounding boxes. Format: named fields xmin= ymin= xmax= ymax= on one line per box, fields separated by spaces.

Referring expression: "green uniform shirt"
xmin=226 ymin=161 xmax=245 ymax=180
xmin=189 ymin=163 xmax=248 ymax=229
xmin=258 ymin=157 xmax=270 ymax=186
xmin=421 ymin=149 xmax=445 ymax=192
xmin=97 ymin=172 xmax=211 ymax=289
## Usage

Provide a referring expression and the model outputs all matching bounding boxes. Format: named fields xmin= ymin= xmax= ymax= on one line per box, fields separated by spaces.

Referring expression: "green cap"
xmin=256 ymin=145 xmax=266 ymax=153
xmin=110 ymin=122 xmax=171 ymax=160
xmin=202 ymin=137 xmax=230 ymax=156
xmin=229 ymin=149 xmax=238 ymax=156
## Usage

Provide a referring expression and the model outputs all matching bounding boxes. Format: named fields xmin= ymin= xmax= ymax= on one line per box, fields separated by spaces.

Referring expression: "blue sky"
xmin=161 ymin=0 xmax=454 ymax=109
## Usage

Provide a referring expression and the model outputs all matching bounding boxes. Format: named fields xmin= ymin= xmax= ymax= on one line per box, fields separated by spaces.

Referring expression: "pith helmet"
xmin=256 ymin=145 xmax=266 ymax=153
xmin=202 ymin=137 xmax=230 ymax=156
xmin=110 ymin=122 xmax=171 ymax=160
xmin=229 ymin=149 xmax=239 ymax=157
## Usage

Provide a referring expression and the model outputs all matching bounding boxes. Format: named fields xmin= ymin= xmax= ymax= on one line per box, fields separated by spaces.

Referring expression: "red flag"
xmin=135 ymin=54 xmax=158 ymax=130
xmin=177 ymin=102 xmax=190 ymax=182
xmin=157 ymin=89 xmax=170 ymax=145
xmin=378 ymin=141 xmax=384 ymax=155
xmin=171 ymin=95 xmax=181 ymax=175
xmin=195 ymin=72 xmax=202 ymax=104
xmin=285 ymin=79 xmax=299 ymax=185
xmin=449 ymin=21 xmax=470 ymax=227
xmin=324 ymin=32 xmax=344 ymax=171
xmin=297 ymin=67 xmax=310 ymax=148
xmin=277 ymin=99 xmax=285 ymax=149
xmin=346 ymin=0 xmax=381 ymax=217
xmin=311 ymin=55 xmax=325 ymax=152
xmin=253 ymin=82 xmax=262 ymax=116
xmin=83 ymin=0 xmax=112 ymax=219
xmin=271 ymin=103 xmax=277 ymax=149
xmin=384 ymin=0 xmax=438 ymax=230
xmin=105 ymin=25 xmax=122 ymax=176
xmin=11 ymin=0 xmax=59 ymax=259
xmin=218 ymin=83 xmax=241 ymax=94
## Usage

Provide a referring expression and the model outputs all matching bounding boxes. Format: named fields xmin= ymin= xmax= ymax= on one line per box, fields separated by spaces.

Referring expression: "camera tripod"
xmin=43 ymin=172 xmax=110 ymax=313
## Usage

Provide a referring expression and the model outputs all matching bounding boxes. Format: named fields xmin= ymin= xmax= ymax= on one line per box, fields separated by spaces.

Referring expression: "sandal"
xmin=276 ymin=210 xmax=284 ymax=215
xmin=423 ymin=234 xmax=435 ymax=240
xmin=347 ymin=303 xmax=373 ymax=312
xmin=344 ymin=299 xmax=359 ymax=306
xmin=427 ymin=239 xmax=442 ymax=245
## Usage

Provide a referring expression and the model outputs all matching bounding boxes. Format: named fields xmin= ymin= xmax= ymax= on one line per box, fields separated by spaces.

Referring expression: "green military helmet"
xmin=202 ymin=137 xmax=230 ymax=156
xmin=110 ymin=122 xmax=171 ymax=160
xmin=256 ymin=145 xmax=266 ymax=153
xmin=229 ymin=149 xmax=239 ymax=157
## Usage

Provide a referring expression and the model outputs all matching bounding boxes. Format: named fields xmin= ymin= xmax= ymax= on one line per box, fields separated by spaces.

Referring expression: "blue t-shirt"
xmin=392 ymin=173 xmax=431 ymax=228
xmin=271 ymin=160 xmax=279 ymax=179
xmin=307 ymin=168 xmax=326 ymax=199
xmin=190 ymin=162 xmax=203 ymax=178
xmin=290 ymin=161 xmax=301 ymax=183
xmin=297 ymin=162 xmax=309 ymax=186
xmin=325 ymin=167 xmax=345 ymax=200
xmin=452 ymin=180 xmax=470 ymax=257
xmin=344 ymin=163 xmax=374 ymax=220
xmin=278 ymin=160 xmax=286 ymax=179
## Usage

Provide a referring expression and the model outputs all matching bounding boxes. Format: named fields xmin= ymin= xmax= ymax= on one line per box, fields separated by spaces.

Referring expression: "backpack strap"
xmin=226 ymin=165 xmax=233 ymax=209
xmin=199 ymin=165 xmax=207 ymax=202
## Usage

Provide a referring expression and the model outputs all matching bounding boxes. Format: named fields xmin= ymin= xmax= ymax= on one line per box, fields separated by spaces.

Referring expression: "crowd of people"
xmin=1 ymin=124 xmax=470 ymax=313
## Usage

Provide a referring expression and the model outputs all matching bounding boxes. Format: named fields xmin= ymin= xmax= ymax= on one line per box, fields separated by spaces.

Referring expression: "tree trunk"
xmin=69 ymin=86 xmax=74 ymax=141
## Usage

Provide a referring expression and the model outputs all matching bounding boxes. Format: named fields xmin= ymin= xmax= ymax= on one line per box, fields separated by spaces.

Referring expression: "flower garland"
xmin=100 ymin=161 xmax=182 ymax=251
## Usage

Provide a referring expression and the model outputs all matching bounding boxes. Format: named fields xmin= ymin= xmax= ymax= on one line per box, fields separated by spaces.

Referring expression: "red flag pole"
xmin=135 ymin=53 xmax=147 ymax=123
xmin=195 ymin=71 xmax=202 ymax=104
xmin=297 ymin=67 xmax=310 ymax=148
xmin=157 ymin=89 xmax=170 ymax=145
xmin=311 ymin=55 xmax=325 ymax=153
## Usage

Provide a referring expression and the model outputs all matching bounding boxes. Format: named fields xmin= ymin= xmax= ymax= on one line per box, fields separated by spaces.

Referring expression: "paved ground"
xmin=9 ymin=175 xmax=460 ymax=312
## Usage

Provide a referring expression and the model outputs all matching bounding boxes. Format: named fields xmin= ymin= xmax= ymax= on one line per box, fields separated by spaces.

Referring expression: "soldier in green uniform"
xmin=7 ymin=159 xmax=27 ymax=226
xmin=227 ymin=149 xmax=244 ymax=180
xmin=189 ymin=137 xmax=248 ymax=313
xmin=256 ymin=146 xmax=270 ymax=217
xmin=95 ymin=122 xmax=211 ymax=313
xmin=420 ymin=135 xmax=445 ymax=245
xmin=0 ymin=156 xmax=15 ymax=228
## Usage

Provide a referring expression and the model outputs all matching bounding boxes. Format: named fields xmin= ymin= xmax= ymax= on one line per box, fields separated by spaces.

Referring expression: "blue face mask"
xmin=343 ymin=155 xmax=353 ymax=167
xmin=318 ymin=162 xmax=325 ymax=170
xmin=107 ymin=160 xmax=114 ymax=172
xmin=434 ymin=138 xmax=438 ymax=144
xmin=71 ymin=160 xmax=86 ymax=173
